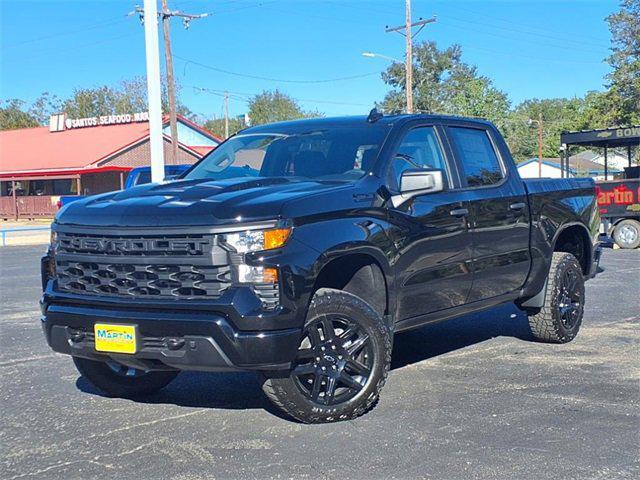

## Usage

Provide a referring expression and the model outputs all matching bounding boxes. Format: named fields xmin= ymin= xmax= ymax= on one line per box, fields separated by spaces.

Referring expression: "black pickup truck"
xmin=41 ymin=113 xmax=601 ymax=423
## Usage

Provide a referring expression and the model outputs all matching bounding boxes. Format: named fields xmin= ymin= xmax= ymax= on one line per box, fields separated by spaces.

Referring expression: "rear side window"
xmin=449 ymin=127 xmax=503 ymax=187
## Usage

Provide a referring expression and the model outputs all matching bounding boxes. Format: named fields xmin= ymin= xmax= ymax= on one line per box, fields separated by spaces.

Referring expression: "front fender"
xmin=294 ymin=216 xmax=393 ymax=277
xmin=253 ymin=215 xmax=395 ymax=327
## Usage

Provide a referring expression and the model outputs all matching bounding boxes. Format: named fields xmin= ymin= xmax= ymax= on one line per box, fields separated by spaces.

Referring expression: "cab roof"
xmin=243 ymin=113 xmax=494 ymax=133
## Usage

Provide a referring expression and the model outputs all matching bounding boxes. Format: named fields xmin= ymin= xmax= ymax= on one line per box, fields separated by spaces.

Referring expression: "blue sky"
xmin=0 ymin=0 xmax=617 ymax=120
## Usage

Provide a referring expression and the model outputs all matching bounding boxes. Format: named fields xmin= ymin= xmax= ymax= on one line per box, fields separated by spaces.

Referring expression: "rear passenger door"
xmin=445 ymin=124 xmax=531 ymax=301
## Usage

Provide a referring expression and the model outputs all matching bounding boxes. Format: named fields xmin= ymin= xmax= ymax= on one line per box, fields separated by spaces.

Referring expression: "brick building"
xmin=0 ymin=113 xmax=220 ymax=219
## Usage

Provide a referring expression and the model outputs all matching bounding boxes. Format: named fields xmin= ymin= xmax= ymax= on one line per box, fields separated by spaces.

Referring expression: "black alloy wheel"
xmin=261 ymin=288 xmax=392 ymax=423
xmin=291 ymin=314 xmax=374 ymax=406
xmin=557 ymin=268 xmax=583 ymax=329
xmin=527 ymin=252 xmax=585 ymax=344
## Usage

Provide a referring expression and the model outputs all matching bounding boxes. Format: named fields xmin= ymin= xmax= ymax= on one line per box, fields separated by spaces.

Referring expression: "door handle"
xmin=449 ymin=208 xmax=469 ymax=217
xmin=509 ymin=202 xmax=526 ymax=211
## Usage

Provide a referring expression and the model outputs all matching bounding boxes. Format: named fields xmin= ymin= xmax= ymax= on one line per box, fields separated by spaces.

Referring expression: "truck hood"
xmin=56 ymin=177 xmax=354 ymax=227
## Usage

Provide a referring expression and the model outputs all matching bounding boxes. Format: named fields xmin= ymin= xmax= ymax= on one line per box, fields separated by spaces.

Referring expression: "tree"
xmin=61 ymin=77 xmax=193 ymax=119
xmin=61 ymin=86 xmax=120 ymax=118
xmin=380 ymin=41 xmax=510 ymax=126
xmin=604 ymin=0 xmax=640 ymax=125
xmin=448 ymin=73 xmax=510 ymax=129
xmin=248 ymin=90 xmax=320 ymax=125
xmin=504 ymin=97 xmax=586 ymax=162
xmin=0 ymin=99 xmax=39 ymax=130
xmin=203 ymin=117 xmax=245 ymax=139
xmin=572 ymin=90 xmax=618 ymax=130
xmin=28 ymin=92 xmax=62 ymax=124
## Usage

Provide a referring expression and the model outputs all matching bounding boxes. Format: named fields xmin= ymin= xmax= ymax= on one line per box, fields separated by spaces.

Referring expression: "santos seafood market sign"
xmin=49 ymin=112 xmax=149 ymax=132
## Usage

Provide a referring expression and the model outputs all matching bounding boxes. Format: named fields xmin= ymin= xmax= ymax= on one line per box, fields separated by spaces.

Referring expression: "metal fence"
xmin=0 ymin=226 xmax=51 ymax=247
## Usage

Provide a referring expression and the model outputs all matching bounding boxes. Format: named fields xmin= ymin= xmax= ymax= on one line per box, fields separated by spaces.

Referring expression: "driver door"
xmin=387 ymin=125 xmax=474 ymax=322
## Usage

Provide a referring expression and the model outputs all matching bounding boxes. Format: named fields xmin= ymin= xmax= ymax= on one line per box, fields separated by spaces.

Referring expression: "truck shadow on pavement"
xmin=76 ymin=303 xmax=534 ymax=416
xmin=391 ymin=302 xmax=533 ymax=370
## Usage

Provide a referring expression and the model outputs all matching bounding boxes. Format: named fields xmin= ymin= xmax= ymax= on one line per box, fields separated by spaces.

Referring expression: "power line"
xmin=189 ymin=85 xmax=371 ymax=107
xmin=3 ymin=32 xmax=140 ymax=65
xmin=322 ymin=0 xmax=401 ymax=18
xmin=175 ymin=55 xmax=381 ymax=83
xmin=444 ymin=26 xmax=602 ymax=65
xmin=214 ymin=0 xmax=279 ymax=15
xmin=451 ymin=4 xmax=610 ymax=48
xmin=260 ymin=5 xmax=358 ymax=25
xmin=444 ymin=17 xmax=608 ymax=55
xmin=325 ymin=0 xmax=610 ymax=49
xmin=3 ymin=15 xmax=129 ymax=49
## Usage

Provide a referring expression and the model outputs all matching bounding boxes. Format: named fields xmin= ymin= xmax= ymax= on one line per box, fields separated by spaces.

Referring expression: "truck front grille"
xmin=53 ymin=230 xmax=231 ymax=300
xmin=56 ymin=260 xmax=230 ymax=298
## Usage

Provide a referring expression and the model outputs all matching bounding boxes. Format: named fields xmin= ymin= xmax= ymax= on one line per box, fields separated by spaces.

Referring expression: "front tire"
xmin=613 ymin=219 xmax=640 ymax=249
xmin=528 ymin=252 xmax=585 ymax=343
xmin=261 ymin=288 xmax=392 ymax=423
xmin=73 ymin=357 xmax=179 ymax=398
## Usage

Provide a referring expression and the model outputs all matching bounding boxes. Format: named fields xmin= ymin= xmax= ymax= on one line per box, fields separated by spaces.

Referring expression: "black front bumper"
xmin=42 ymin=302 xmax=301 ymax=371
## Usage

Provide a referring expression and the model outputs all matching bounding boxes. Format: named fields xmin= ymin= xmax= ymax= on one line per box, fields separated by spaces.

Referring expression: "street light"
xmin=362 ymin=52 xmax=406 ymax=114
xmin=361 ymin=52 xmax=403 ymax=63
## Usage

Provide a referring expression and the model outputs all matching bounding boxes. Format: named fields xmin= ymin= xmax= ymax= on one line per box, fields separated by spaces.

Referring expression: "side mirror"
xmin=391 ymin=168 xmax=446 ymax=207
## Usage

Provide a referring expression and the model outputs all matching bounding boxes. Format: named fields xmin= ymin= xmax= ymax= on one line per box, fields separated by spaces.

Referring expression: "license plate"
xmin=94 ymin=323 xmax=137 ymax=354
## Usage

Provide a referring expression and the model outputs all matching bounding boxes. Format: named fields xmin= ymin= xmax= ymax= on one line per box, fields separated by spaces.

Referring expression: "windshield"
xmin=184 ymin=125 xmax=389 ymax=182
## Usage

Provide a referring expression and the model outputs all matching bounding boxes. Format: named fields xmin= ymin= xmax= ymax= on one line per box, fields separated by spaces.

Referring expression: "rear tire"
xmin=528 ymin=252 xmax=585 ymax=343
xmin=261 ymin=288 xmax=392 ymax=423
xmin=73 ymin=357 xmax=179 ymax=398
xmin=613 ymin=219 xmax=640 ymax=249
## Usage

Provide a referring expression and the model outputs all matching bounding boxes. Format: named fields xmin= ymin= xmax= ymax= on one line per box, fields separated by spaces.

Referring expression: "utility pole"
xmin=385 ymin=1 xmax=435 ymax=114
xmin=161 ymin=0 xmax=178 ymax=164
xmin=133 ymin=2 xmax=208 ymax=177
xmin=141 ymin=0 xmax=164 ymax=184
xmin=405 ymin=0 xmax=413 ymax=113
xmin=224 ymin=91 xmax=229 ymax=139
xmin=538 ymin=112 xmax=543 ymax=178
xmin=160 ymin=2 xmax=208 ymax=162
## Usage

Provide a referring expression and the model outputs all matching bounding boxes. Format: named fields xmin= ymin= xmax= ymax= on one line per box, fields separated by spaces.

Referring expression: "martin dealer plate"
xmin=94 ymin=324 xmax=137 ymax=354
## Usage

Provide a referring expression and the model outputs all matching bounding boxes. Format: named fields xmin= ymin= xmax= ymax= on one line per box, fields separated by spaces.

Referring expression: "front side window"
xmin=448 ymin=127 xmax=503 ymax=187
xmin=184 ymin=126 xmax=389 ymax=182
xmin=391 ymin=126 xmax=448 ymax=187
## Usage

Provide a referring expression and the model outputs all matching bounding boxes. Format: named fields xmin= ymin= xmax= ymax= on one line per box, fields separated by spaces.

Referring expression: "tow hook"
xmin=166 ymin=338 xmax=186 ymax=351
xmin=69 ymin=330 xmax=85 ymax=343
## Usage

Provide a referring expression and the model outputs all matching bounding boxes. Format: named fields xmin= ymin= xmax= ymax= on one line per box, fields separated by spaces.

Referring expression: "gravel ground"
xmin=1 ymin=245 xmax=638 ymax=480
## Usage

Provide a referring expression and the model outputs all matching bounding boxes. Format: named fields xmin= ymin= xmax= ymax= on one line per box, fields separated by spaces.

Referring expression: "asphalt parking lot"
xmin=1 ymin=245 xmax=638 ymax=480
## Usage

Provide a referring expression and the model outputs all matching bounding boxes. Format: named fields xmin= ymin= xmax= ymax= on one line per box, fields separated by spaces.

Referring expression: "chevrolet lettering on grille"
xmin=66 ymin=237 xmax=210 ymax=255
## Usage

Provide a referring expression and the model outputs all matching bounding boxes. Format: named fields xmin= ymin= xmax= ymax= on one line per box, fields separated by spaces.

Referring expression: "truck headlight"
xmin=224 ymin=227 xmax=291 ymax=253
xmin=223 ymin=226 xmax=290 ymax=285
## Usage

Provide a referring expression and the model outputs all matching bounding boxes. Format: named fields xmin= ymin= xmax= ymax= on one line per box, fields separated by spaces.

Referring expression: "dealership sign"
xmin=561 ymin=125 xmax=640 ymax=147
xmin=49 ymin=112 xmax=149 ymax=132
